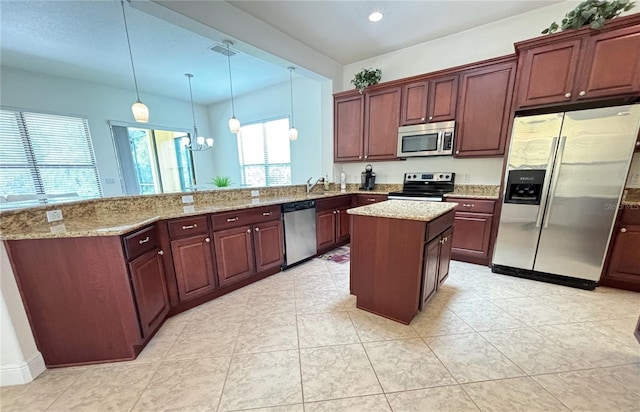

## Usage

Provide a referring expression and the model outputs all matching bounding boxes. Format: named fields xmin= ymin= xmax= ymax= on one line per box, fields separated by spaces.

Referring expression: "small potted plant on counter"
xmin=211 ymin=176 xmax=232 ymax=188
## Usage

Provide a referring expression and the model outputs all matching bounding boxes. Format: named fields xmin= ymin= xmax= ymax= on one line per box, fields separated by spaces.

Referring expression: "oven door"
xmin=397 ymin=131 xmax=441 ymax=157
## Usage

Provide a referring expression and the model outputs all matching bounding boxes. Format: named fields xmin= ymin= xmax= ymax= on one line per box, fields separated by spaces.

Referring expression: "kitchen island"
xmin=347 ymin=200 xmax=456 ymax=324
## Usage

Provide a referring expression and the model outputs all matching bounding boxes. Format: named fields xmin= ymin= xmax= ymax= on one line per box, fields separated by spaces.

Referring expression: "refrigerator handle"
xmin=542 ymin=135 xmax=568 ymax=229
xmin=535 ymin=136 xmax=559 ymax=228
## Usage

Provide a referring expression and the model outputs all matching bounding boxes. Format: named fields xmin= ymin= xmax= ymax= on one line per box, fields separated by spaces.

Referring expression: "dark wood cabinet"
xmin=129 ymin=248 xmax=170 ymax=339
xmin=515 ymin=15 xmax=640 ymax=109
xmin=438 ymin=227 xmax=453 ymax=286
xmin=171 ymin=234 xmax=216 ymax=302
xmin=422 ymin=236 xmax=440 ymax=306
xmin=446 ymin=198 xmax=496 ymax=266
xmin=601 ymin=208 xmax=640 ymax=292
xmin=253 ymin=219 xmax=285 ymax=272
xmin=428 ymin=75 xmax=458 ymax=122
xmin=316 ymin=209 xmax=336 ymax=252
xmin=354 ymin=194 xmax=388 ymax=206
xmin=364 ymin=86 xmax=402 ymax=161
xmin=316 ymin=196 xmax=353 ymax=253
xmin=455 ymin=59 xmax=516 ymax=157
xmin=334 ymin=93 xmax=364 ymax=161
xmin=401 ymin=80 xmax=429 ymax=125
xmin=213 ymin=225 xmax=256 ymax=287
xmin=336 ymin=206 xmax=351 ymax=243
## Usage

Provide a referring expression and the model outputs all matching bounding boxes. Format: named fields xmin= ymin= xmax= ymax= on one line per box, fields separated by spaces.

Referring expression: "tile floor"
xmin=2 ymin=254 xmax=639 ymax=411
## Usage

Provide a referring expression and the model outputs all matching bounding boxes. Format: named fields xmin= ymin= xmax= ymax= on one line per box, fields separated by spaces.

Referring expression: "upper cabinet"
xmin=515 ymin=15 xmax=640 ymax=109
xmin=400 ymin=80 xmax=429 ymax=125
xmin=400 ymin=75 xmax=458 ymax=126
xmin=334 ymin=94 xmax=364 ymax=162
xmin=455 ymin=58 xmax=517 ymax=157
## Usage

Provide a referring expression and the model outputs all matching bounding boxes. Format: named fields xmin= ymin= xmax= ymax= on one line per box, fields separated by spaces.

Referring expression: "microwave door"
xmin=400 ymin=133 xmax=438 ymax=155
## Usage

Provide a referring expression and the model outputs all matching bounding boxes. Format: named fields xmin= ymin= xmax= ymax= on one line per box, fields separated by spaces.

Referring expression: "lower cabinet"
xmin=421 ymin=226 xmax=454 ymax=309
xmin=254 ymin=219 xmax=285 ymax=272
xmin=354 ymin=194 xmax=388 ymax=206
xmin=446 ymin=198 xmax=496 ymax=266
xmin=601 ymin=208 xmax=640 ymax=291
xmin=129 ymin=248 xmax=170 ymax=339
xmin=171 ymin=234 xmax=217 ymax=301
xmin=316 ymin=196 xmax=353 ymax=253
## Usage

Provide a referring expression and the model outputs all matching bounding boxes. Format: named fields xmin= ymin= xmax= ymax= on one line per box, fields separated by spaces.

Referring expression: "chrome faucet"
xmin=306 ymin=177 xmax=323 ymax=193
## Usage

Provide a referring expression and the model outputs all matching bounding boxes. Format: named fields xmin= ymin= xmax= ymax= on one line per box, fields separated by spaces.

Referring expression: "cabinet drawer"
xmin=212 ymin=205 xmax=281 ymax=230
xmin=168 ymin=215 xmax=208 ymax=239
xmin=123 ymin=225 xmax=160 ymax=261
xmin=447 ymin=198 xmax=495 ymax=214
xmin=620 ymin=208 xmax=640 ymax=225
xmin=315 ymin=195 xmax=351 ymax=212
xmin=355 ymin=194 xmax=388 ymax=206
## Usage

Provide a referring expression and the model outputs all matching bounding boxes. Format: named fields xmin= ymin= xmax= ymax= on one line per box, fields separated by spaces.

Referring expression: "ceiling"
xmin=0 ymin=1 xmax=564 ymax=105
xmin=227 ymin=0 xmax=563 ymax=64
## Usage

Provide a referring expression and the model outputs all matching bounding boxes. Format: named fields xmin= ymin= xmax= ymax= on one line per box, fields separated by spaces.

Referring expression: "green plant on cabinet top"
xmin=542 ymin=0 xmax=635 ymax=34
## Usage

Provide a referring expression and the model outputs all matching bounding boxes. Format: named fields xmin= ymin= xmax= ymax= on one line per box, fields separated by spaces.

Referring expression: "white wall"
xmin=0 ymin=66 xmax=215 ymax=196
xmin=207 ymin=76 xmax=323 ymax=187
xmin=627 ymin=153 xmax=640 ymax=188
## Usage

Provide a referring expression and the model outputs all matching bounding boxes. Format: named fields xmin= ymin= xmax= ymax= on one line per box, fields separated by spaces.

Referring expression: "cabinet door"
xmin=213 ymin=225 xmax=255 ymax=287
xmin=400 ymin=81 xmax=429 ymax=126
xmin=129 ymin=249 xmax=169 ymax=338
xmin=364 ymin=86 xmax=402 ymax=161
xmin=316 ymin=209 xmax=336 ymax=251
xmin=607 ymin=225 xmax=640 ymax=282
xmin=427 ymin=75 xmax=458 ymax=122
xmin=254 ymin=219 xmax=284 ymax=272
xmin=438 ymin=228 xmax=454 ymax=286
xmin=516 ymin=39 xmax=582 ymax=108
xmin=577 ymin=26 xmax=640 ymax=100
xmin=336 ymin=206 xmax=351 ymax=243
xmin=171 ymin=234 xmax=216 ymax=302
xmin=421 ymin=236 xmax=440 ymax=309
xmin=451 ymin=212 xmax=493 ymax=259
xmin=334 ymin=94 xmax=364 ymax=162
xmin=456 ymin=60 xmax=516 ymax=157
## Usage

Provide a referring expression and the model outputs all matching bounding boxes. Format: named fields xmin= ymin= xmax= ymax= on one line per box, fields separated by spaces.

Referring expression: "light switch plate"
xmin=181 ymin=195 xmax=194 ymax=204
xmin=251 ymin=190 xmax=259 ymax=197
xmin=630 ymin=173 xmax=640 ymax=185
xmin=46 ymin=209 xmax=63 ymax=222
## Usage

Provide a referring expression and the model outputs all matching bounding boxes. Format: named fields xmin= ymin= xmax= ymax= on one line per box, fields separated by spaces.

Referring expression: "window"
xmin=0 ymin=108 xmax=102 ymax=210
xmin=237 ymin=117 xmax=291 ymax=187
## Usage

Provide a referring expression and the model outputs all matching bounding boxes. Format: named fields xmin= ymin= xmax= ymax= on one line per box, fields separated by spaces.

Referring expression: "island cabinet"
xmin=316 ymin=195 xmax=352 ymax=253
xmin=455 ymin=58 xmax=517 ymax=157
xmin=446 ymin=198 xmax=496 ymax=266
xmin=4 ymin=224 xmax=169 ymax=367
xmin=350 ymin=206 xmax=455 ymax=324
xmin=515 ymin=15 xmax=640 ymax=109
xmin=211 ymin=205 xmax=283 ymax=287
xmin=400 ymin=75 xmax=458 ymax=126
xmin=601 ymin=208 xmax=640 ymax=292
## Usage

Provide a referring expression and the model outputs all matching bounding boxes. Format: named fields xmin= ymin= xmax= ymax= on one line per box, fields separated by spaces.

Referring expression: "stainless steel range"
xmin=388 ymin=172 xmax=455 ymax=201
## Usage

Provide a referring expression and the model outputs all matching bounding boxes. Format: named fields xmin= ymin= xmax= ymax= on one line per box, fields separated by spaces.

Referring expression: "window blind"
xmin=237 ymin=117 xmax=291 ymax=187
xmin=0 ymin=108 xmax=102 ymax=209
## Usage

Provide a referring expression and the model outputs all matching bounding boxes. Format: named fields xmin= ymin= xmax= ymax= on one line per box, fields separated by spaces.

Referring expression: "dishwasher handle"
xmin=282 ymin=200 xmax=316 ymax=213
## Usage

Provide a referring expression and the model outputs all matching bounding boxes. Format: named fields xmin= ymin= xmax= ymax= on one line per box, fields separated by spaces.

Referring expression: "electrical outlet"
xmin=462 ymin=173 xmax=470 ymax=183
xmin=49 ymin=223 xmax=66 ymax=234
xmin=46 ymin=209 xmax=63 ymax=222
xmin=630 ymin=173 xmax=640 ymax=185
xmin=181 ymin=195 xmax=194 ymax=204
xmin=183 ymin=205 xmax=195 ymax=213
xmin=251 ymin=190 xmax=259 ymax=197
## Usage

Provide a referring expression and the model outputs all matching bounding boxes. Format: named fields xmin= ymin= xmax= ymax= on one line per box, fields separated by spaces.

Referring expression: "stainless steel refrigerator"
xmin=492 ymin=104 xmax=640 ymax=289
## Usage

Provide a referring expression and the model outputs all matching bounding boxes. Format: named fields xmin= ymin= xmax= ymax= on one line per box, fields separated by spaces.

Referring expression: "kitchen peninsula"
xmin=348 ymin=200 xmax=456 ymax=324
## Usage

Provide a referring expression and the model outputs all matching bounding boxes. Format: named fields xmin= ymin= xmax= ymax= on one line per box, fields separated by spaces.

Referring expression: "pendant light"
xmin=181 ymin=74 xmax=213 ymax=151
xmin=120 ymin=0 xmax=149 ymax=123
xmin=287 ymin=67 xmax=298 ymax=141
xmin=224 ymin=40 xmax=240 ymax=133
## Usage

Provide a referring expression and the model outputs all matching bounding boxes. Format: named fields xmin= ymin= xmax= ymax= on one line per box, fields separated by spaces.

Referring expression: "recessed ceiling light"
xmin=369 ymin=12 xmax=383 ymax=22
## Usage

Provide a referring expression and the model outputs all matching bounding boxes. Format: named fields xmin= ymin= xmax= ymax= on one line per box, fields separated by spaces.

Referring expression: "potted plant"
xmin=211 ymin=176 xmax=232 ymax=188
xmin=542 ymin=0 xmax=635 ymax=34
xmin=351 ymin=68 xmax=382 ymax=94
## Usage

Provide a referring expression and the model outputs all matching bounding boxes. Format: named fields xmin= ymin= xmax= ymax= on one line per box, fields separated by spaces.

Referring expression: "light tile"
xmin=297 ymin=312 xmax=359 ymax=348
xmin=189 ymin=296 xmax=248 ymax=323
xmin=300 ymin=344 xmax=382 ymax=402
xmin=234 ymin=315 xmax=299 ymax=354
xmin=410 ymin=306 xmax=474 ymax=337
xmin=165 ymin=321 xmax=240 ymax=361
xmin=219 ymin=350 xmax=302 ymax=411
xmin=239 ymin=405 xmax=304 ymax=412
xmin=305 ymin=394 xmax=391 ymax=412
xmin=0 ymin=368 xmax=84 ymax=412
xmin=385 ymin=385 xmax=480 ymax=412
xmin=130 ymin=319 xmax=186 ymax=364
xmin=132 ymin=357 xmax=230 ymax=411
xmin=364 ymin=338 xmax=456 ymax=392
xmin=462 ymin=377 xmax=569 ymax=411
xmin=534 ymin=368 xmax=640 ymax=412
xmin=295 ymin=291 xmax=352 ymax=314
xmin=349 ymin=310 xmax=418 ymax=342
xmin=605 ymin=363 xmax=640 ymax=395
xmin=244 ymin=295 xmax=296 ymax=319
xmin=448 ymin=300 xmax=525 ymax=332
xmin=490 ymin=297 xmax=569 ymax=326
xmin=425 ymin=333 xmax=524 ymax=383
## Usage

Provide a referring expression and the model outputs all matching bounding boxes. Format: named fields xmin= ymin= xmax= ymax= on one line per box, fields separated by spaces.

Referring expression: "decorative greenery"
xmin=211 ymin=176 xmax=232 ymax=188
xmin=542 ymin=0 xmax=635 ymax=34
xmin=351 ymin=68 xmax=382 ymax=94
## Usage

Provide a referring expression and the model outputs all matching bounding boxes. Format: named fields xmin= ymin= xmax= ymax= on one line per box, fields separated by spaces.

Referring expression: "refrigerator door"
xmin=534 ymin=105 xmax=640 ymax=281
xmin=493 ymin=113 xmax=564 ymax=269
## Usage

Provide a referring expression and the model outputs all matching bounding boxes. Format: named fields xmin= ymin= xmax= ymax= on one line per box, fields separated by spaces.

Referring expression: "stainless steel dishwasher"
xmin=282 ymin=200 xmax=317 ymax=268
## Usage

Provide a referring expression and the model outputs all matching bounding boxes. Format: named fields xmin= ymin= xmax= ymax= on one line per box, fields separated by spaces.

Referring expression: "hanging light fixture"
xmin=224 ymin=40 xmax=240 ymax=133
xmin=287 ymin=67 xmax=298 ymax=141
xmin=120 ymin=0 xmax=149 ymax=123
xmin=180 ymin=74 xmax=213 ymax=151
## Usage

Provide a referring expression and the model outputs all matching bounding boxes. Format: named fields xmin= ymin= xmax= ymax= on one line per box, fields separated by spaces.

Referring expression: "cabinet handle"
xmin=158 ymin=250 xmax=164 ymax=255
xmin=621 ymin=228 xmax=627 ymax=233
xmin=368 ymin=198 xmax=376 ymax=202
xmin=579 ymin=90 xmax=586 ymax=96
xmin=429 ymin=116 xmax=433 ymax=121
xmin=565 ymin=93 xmax=571 ymax=98
xmin=138 ymin=236 xmax=150 ymax=244
xmin=255 ymin=227 xmax=260 ymax=232
xmin=246 ymin=229 xmax=251 ymax=233
xmin=359 ymin=156 xmax=362 ymax=159
xmin=333 ymin=210 xmax=337 ymax=214
xmin=421 ymin=117 xmax=425 ymax=121
xmin=455 ymin=150 xmax=460 ymax=155
xmin=337 ymin=210 xmax=341 ymax=214
xmin=365 ymin=155 xmax=368 ymax=159
xmin=439 ymin=238 xmax=444 ymax=244
xmin=462 ymin=203 xmax=474 ymax=208
xmin=262 ymin=212 xmax=271 ymax=216
xmin=205 ymin=237 xmax=211 ymax=243
xmin=227 ymin=217 xmax=239 ymax=222
xmin=182 ymin=224 xmax=197 ymax=230
xmin=636 ymin=141 xmax=639 ymax=147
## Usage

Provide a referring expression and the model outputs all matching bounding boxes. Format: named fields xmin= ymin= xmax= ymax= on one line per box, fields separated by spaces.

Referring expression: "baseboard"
xmin=0 ymin=352 xmax=46 ymax=387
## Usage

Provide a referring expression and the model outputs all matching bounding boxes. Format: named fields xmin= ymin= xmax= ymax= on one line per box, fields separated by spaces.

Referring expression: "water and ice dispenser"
xmin=504 ymin=170 xmax=546 ymax=205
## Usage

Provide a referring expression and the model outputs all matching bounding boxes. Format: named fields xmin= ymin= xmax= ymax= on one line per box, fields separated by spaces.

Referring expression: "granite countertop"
xmin=347 ymin=200 xmax=457 ymax=222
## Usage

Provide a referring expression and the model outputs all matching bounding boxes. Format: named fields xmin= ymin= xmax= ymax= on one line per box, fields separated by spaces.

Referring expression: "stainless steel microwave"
xmin=397 ymin=121 xmax=455 ymax=158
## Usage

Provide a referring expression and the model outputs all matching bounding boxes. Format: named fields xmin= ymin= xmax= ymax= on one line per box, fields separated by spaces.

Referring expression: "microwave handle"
xmin=437 ymin=131 xmax=443 ymax=152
